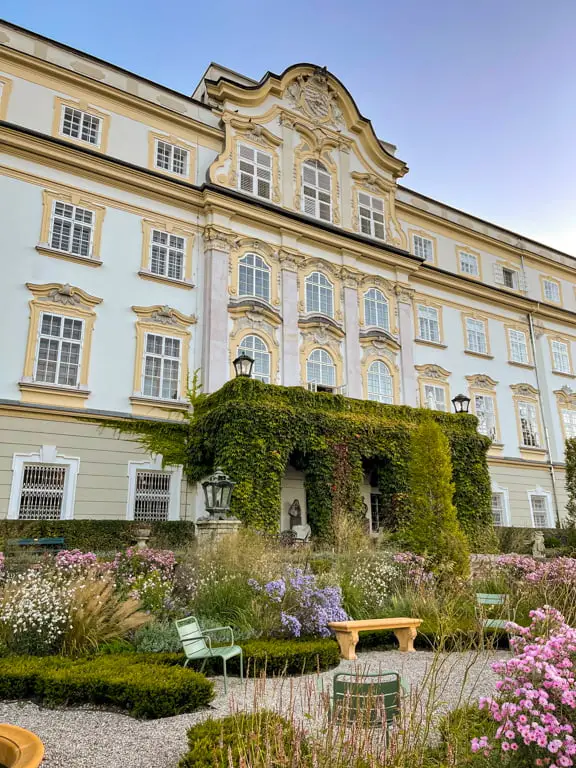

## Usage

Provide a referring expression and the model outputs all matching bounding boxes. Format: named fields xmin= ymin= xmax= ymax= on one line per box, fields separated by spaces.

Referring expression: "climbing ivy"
xmin=99 ymin=378 xmax=492 ymax=545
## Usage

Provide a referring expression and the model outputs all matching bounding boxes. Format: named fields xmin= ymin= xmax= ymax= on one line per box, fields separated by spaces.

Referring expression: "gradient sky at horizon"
xmin=3 ymin=0 xmax=576 ymax=254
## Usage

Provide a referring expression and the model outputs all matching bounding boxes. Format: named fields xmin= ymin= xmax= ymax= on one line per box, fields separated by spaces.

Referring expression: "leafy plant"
xmin=132 ymin=621 xmax=182 ymax=653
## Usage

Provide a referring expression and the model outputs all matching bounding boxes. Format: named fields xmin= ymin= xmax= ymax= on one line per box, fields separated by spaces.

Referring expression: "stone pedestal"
xmin=195 ymin=517 xmax=242 ymax=546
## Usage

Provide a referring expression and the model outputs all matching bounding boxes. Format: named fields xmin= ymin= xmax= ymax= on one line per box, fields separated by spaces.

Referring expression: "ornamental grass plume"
xmin=63 ymin=573 xmax=151 ymax=655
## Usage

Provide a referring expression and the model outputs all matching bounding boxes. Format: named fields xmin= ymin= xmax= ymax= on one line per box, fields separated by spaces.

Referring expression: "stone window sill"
xmin=130 ymin=394 xmax=189 ymax=409
xmin=36 ymin=244 xmax=102 ymax=267
xmin=508 ymin=360 xmax=534 ymax=370
xmin=138 ymin=270 xmax=194 ymax=289
xmin=519 ymin=445 xmax=547 ymax=455
xmin=465 ymin=350 xmax=494 ymax=360
xmin=552 ymin=370 xmax=576 ymax=379
xmin=414 ymin=338 xmax=447 ymax=349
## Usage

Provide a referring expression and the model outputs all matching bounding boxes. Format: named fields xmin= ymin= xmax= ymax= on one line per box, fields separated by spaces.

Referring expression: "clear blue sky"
xmin=4 ymin=0 xmax=576 ymax=254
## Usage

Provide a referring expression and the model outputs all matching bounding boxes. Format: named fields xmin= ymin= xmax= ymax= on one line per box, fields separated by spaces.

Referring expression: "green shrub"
xmin=0 ymin=654 xmax=213 ymax=718
xmin=425 ymin=704 xmax=499 ymax=765
xmin=179 ymin=711 xmax=298 ymax=768
xmin=133 ymin=621 xmax=182 ymax=653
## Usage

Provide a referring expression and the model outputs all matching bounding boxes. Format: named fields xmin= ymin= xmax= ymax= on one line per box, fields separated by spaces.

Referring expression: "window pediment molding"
xmin=359 ymin=329 xmax=400 ymax=351
xmin=131 ymin=304 xmax=197 ymax=329
xmin=232 ymin=237 xmax=277 ymax=260
xmin=298 ymin=314 xmax=345 ymax=340
xmin=26 ymin=282 xmax=102 ymax=311
xmin=510 ymin=383 xmax=539 ymax=398
xmin=351 ymin=171 xmax=394 ymax=195
xmin=554 ymin=386 xmax=576 ymax=407
xmin=465 ymin=374 xmax=499 ymax=388
xmin=228 ymin=299 xmax=282 ymax=327
xmin=415 ymin=364 xmax=451 ymax=380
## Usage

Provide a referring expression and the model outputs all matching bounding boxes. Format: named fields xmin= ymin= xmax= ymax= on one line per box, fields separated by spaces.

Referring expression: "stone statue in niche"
xmin=288 ymin=498 xmax=302 ymax=527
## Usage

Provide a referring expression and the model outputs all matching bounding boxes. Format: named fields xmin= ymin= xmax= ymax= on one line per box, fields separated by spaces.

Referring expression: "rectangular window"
xmin=150 ymin=229 xmax=185 ymax=281
xmin=60 ymin=105 xmax=102 ymax=146
xmin=358 ymin=193 xmax=386 ymax=240
xmin=49 ymin=201 xmax=94 ymax=258
xmin=530 ymin=495 xmax=549 ymax=528
xmin=491 ymin=493 xmax=505 ymax=526
xmin=35 ymin=313 xmax=83 ymax=387
xmin=417 ymin=305 xmax=440 ymax=343
xmin=552 ymin=340 xmax=571 ymax=374
xmin=543 ymin=279 xmax=561 ymax=303
xmin=518 ymin=401 xmax=540 ymax=447
xmin=18 ymin=464 xmax=66 ymax=520
xmin=466 ymin=318 xmax=488 ymax=355
xmin=474 ymin=394 xmax=497 ymax=440
xmin=459 ymin=251 xmax=479 ymax=276
xmin=502 ymin=268 xmax=517 ymax=289
xmin=562 ymin=410 xmax=576 ymax=439
xmin=133 ymin=470 xmax=171 ymax=521
xmin=413 ymin=235 xmax=434 ymax=262
xmin=424 ymin=384 xmax=446 ymax=411
xmin=302 ymin=161 xmax=332 ymax=222
xmin=238 ymin=144 xmax=272 ymax=199
xmin=509 ymin=329 xmax=529 ymax=364
xmin=142 ymin=333 xmax=181 ymax=400
xmin=154 ymin=139 xmax=189 ymax=176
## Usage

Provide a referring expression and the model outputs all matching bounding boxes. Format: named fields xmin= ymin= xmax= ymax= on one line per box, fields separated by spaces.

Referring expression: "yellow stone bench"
xmin=0 ymin=724 xmax=44 ymax=768
xmin=328 ymin=617 xmax=422 ymax=660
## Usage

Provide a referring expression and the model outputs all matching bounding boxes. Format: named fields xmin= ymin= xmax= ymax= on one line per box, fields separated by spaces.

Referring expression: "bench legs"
xmin=334 ymin=630 xmax=359 ymax=660
xmin=394 ymin=626 xmax=417 ymax=653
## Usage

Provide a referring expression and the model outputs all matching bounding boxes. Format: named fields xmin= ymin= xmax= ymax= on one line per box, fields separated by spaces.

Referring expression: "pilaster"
xmin=279 ymin=250 xmax=303 ymax=386
xmin=342 ymin=269 xmax=362 ymax=399
xmin=203 ymin=226 xmax=234 ymax=393
xmin=395 ymin=283 xmax=417 ymax=406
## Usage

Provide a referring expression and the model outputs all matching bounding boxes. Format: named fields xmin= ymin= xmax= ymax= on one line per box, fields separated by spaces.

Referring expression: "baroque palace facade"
xmin=1 ymin=20 xmax=575 ymax=531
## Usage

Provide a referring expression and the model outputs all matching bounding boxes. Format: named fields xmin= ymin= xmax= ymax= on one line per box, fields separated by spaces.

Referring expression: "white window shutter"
xmin=493 ymin=263 xmax=504 ymax=285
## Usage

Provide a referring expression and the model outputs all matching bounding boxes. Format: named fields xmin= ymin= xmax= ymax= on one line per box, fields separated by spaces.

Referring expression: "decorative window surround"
xmin=466 ymin=374 xmax=501 ymax=445
xmin=229 ymin=239 xmax=281 ymax=308
xmin=229 ymin=326 xmax=279 ymax=384
xmin=306 ymin=348 xmax=337 ymax=391
xmin=0 ymin=76 xmax=13 ymax=121
xmin=363 ymin=288 xmax=390 ymax=331
xmin=140 ymin=219 xmax=195 ymax=288
xmin=416 ymin=364 xmax=451 ymax=412
xmin=511 ymin=383 xmax=544 ymax=453
xmin=554 ymin=387 xmax=576 ymax=441
xmin=528 ymin=487 xmax=553 ymax=529
xmin=238 ymin=334 xmax=271 ymax=384
xmin=52 ymin=97 xmax=110 ymax=152
xmin=494 ymin=261 xmax=524 ymax=291
xmin=126 ymin=456 xmax=182 ymax=521
xmin=38 ymin=190 xmax=106 ymax=265
xmin=8 ymin=445 xmax=80 ymax=520
xmin=541 ymin=276 xmax=562 ymax=305
xmin=415 ymin=302 xmax=443 ymax=344
xmin=462 ymin=313 xmax=492 ymax=357
xmin=237 ymin=143 xmax=273 ymax=200
xmin=302 ymin=159 xmax=332 ymax=222
xmin=549 ymin=337 xmax=573 ymax=376
xmin=456 ymin=246 xmax=482 ymax=279
xmin=491 ymin=482 xmax=510 ymax=526
xmin=238 ymin=253 xmax=271 ymax=302
xmin=358 ymin=192 xmax=386 ymax=240
xmin=506 ymin=326 xmax=531 ymax=366
xmin=409 ymin=230 xmax=436 ymax=264
xmin=148 ymin=132 xmax=195 ymax=181
xmin=367 ymin=360 xmax=394 ymax=404
xmin=305 ymin=271 xmax=335 ymax=317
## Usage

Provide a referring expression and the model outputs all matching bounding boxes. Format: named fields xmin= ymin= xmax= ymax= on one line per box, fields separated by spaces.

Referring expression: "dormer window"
xmin=238 ymin=253 xmax=271 ymax=301
xmin=302 ymin=160 xmax=332 ymax=222
xmin=358 ymin=193 xmax=385 ymax=240
xmin=305 ymin=272 xmax=334 ymax=317
xmin=238 ymin=144 xmax=272 ymax=200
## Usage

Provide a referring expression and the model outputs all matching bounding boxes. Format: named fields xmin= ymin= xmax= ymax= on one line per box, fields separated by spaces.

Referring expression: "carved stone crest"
xmin=48 ymin=284 xmax=82 ymax=306
xmin=285 ymin=68 xmax=344 ymax=128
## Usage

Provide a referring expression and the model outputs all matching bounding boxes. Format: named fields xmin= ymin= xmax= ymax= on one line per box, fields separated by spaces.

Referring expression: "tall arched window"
xmin=302 ymin=159 xmax=332 ymax=222
xmin=367 ymin=361 xmax=393 ymax=404
xmin=238 ymin=253 xmax=271 ymax=301
xmin=306 ymin=348 xmax=336 ymax=390
xmin=364 ymin=288 xmax=390 ymax=330
xmin=238 ymin=335 xmax=271 ymax=384
xmin=305 ymin=272 xmax=334 ymax=317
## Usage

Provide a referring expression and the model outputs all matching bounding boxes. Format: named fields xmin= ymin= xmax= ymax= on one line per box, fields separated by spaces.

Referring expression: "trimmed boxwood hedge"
xmin=0 ymin=520 xmax=195 ymax=553
xmin=0 ymin=653 xmax=213 ymax=718
xmin=179 ymin=711 xmax=298 ymax=768
xmin=141 ymin=637 xmax=341 ymax=676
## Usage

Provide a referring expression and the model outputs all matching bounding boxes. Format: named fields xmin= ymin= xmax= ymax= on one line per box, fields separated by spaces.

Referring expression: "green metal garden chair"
xmin=475 ymin=593 xmax=510 ymax=631
xmin=174 ymin=616 xmax=243 ymax=693
xmin=330 ymin=670 xmax=406 ymax=729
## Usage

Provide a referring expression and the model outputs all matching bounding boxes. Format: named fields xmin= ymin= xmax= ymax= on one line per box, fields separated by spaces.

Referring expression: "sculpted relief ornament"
xmin=285 ymin=68 xmax=345 ymax=129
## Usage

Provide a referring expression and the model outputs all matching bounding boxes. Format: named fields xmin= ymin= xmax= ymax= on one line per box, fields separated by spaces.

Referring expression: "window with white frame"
xmin=551 ymin=340 xmax=571 ymax=374
xmin=459 ymin=251 xmax=479 ymax=277
xmin=305 ymin=272 xmax=334 ymax=316
xmin=518 ymin=401 xmax=540 ymax=447
xmin=154 ymin=139 xmax=189 ymax=176
xmin=509 ymin=329 xmax=529 ymax=364
xmin=543 ymin=279 xmax=561 ymax=303
xmin=237 ymin=144 xmax=272 ymax=199
xmin=60 ymin=105 xmax=102 ymax=146
xmin=133 ymin=470 xmax=172 ymax=522
xmin=474 ymin=394 xmax=497 ymax=440
xmin=417 ymin=305 xmax=441 ymax=343
xmin=358 ymin=193 xmax=385 ymax=240
xmin=466 ymin=317 xmax=488 ymax=355
xmin=35 ymin=313 xmax=83 ymax=387
xmin=49 ymin=201 xmax=95 ymax=258
xmin=127 ymin=457 xmax=181 ymax=522
xmin=8 ymin=447 xmax=80 ymax=521
xmin=562 ymin=410 xmax=576 ymax=439
xmin=238 ymin=335 xmax=271 ymax=384
xmin=364 ymin=288 xmax=389 ymax=330
xmin=502 ymin=267 xmax=518 ymax=289
xmin=150 ymin=229 xmax=186 ymax=281
xmin=142 ymin=334 xmax=181 ymax=400
xmin=367 ymin=361 xmax=393 ymax=404
xmin=491 ymin=492 xmax=506 ymax=526
xmin=302 ymin=159 xmax=332 ymax=222
xmin=424 ymin=384 xmax=446 ymax=411
xmin=413 ymin=234 xmax=434 ymax=262
xmin=530 ymin=494 xmax=550 ymax=528
xmin=306 ymin=349 xmax=336 ymax=390
xmin=238 ymin=253 xmax=271 ymax=301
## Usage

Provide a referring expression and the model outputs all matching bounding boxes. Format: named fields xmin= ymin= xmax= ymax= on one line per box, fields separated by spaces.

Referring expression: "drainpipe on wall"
xmin=518 ymin=246 xmax=561 ymax=527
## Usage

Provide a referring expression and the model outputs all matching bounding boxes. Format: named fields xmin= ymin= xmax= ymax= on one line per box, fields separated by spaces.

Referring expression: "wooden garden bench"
xmin=328 ymin=617 xmax=422 ymax=660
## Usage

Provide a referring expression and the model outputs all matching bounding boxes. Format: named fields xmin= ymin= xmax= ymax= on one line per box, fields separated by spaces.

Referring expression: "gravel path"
xmin=0 ymin=649 xmax=508 ymax=768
